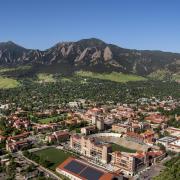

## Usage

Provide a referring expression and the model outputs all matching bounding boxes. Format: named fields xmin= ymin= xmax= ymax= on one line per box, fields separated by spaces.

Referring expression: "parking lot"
xmin=135 ymin=164 xmax=165 ymax=180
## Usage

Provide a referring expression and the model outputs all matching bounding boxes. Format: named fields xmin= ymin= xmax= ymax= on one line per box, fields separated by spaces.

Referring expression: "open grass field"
xmin=111 ymin=143 xmax=136 ymax=153
xmin=34 ymin=147 xmax=72 ymax=170
xmin=172 ymin=73 xmax=180 ymax=82
xmin=37 ymin=73 xmax=56 ymax=83
xmin=0 ymin=77 xmax=20 ymax=89
xmin=38 ymin=117 xmax=57 ymax=124
xmin=38 ymin=115 xmax=64 ymax=124
xmin=0 ymin=65 xmax=31 ymax=73
xmin=76 ymin=71 xmax=146 ymax=83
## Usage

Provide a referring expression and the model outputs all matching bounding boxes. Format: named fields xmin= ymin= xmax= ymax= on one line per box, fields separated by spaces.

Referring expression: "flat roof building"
xmin=56 ymin=157 xmax=121 ymax=180
xmin=111 ymin=151 xmax=145 ymax=176
xmin=81 ymin=126 xmax=97 ymax=135
xmin=112 ymin=124 xmax=131 ymax=134
xmin=156 ymin=136 xmax=177 ymax=146
xmin=166 ymin=127 xmax=180 ymax=138
xmin=70 ymin=134 xmax=112 ymax=164
xmin=168 ymin=139 xmax=180 ymax=152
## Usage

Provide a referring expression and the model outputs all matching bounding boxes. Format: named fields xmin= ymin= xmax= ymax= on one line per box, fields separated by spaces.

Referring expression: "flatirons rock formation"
xmin=0 ymin=38 xmax=180 ymax=75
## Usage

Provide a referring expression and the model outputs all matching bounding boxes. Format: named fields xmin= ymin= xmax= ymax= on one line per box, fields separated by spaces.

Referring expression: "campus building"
xmin=81 ymin=125 xmax=97 ymax=135
xmin=156 ymin=136 xmax=177 ymax=147
xmin=56 ymin=157 xmax=122 ymax=180
xmin=157 ymin=136 xmax=180 ymax=152
xmin=168 ymin=139 xmax=180 ymax=152
xmin=126 ymin=130 xmax=155 ymax=144
xmin=111 ymin=151 xmax=145 ymax=176
xmin=70 ymin=134 xmax=112 ymax=164
xmin=112 ymin=124 xmax=131 ymax=134
xmin=6 ymin=139 xmax=33 ymax=152
xmin=48 ymin=131 xmax=70 ymax=144
xmin=166 ymin=127 xmax=180 ymax=138
xmin=111 ymin=150 xmax=165 ymax=176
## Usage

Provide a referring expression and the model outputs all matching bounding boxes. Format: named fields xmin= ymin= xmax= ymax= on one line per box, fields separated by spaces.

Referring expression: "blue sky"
xmin=0 ymin=0 xmax=180 ymax=52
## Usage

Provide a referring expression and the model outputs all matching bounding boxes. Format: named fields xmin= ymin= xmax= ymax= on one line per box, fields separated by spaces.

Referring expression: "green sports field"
xmin=111 ymin=143 xmax=136 ymax=153
xmin=34 ymin=147 xmax=72 ymax=170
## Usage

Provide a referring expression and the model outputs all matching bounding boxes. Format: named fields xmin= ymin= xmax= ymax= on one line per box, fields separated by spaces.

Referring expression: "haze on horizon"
xmin=0 ymin=0 xmax=180 ymax=53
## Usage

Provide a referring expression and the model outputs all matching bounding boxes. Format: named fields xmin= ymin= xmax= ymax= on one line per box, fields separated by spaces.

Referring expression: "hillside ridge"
xmin=0 ymin=38 xmax=180 ymax=75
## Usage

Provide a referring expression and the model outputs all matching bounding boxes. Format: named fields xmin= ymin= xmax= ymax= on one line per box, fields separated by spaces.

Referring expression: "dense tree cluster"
xmin=0 ymin=77 xmax=179 ymax=111
xmin=158 ymin=107 xmax=180 ymax=128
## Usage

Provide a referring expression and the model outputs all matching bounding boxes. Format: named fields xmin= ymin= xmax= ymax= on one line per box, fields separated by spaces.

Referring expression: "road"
xmin=132 ymin=155 xmax=174 ymax=180
xmin=28 ymin=145 xmax=56 ymax=153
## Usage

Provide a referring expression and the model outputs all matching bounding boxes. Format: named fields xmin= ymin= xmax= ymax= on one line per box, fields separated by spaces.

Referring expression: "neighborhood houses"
xmin=0 ymin=97 xmax=179 ymax=180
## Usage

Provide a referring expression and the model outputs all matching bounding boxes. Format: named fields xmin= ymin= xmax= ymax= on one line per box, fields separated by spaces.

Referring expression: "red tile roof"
xmin=146 ymin=151 xmax=163 ymax=157
xmin=8 ymin=132 xmax=30 ymax=141
xmin=126 ymin=132 xmax=143 ymax=139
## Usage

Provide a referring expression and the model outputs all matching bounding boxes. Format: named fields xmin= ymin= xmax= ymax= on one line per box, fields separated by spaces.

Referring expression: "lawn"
xmin=76 ymin=71 xmax=146 ymax=83
xmin=0 ymin=65 xmax=31 ymax=73
xmin=34 ymin=147 xmax=72 ymax=170
xmin=111 ymin=143 xmax=136 ymax=153
xmin=37 ymin=73 xmax=56 ymax=83
xmin=38 ymin=115 xmax=65 ymax=124
xmin=38 ymin=117 xmax=56 ymax=124
xmin=0 ymin=77 xmax=20 ymax=89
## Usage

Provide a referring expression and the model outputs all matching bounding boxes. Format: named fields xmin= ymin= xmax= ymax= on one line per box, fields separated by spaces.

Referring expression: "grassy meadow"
xmin=37 ymin=73 xmax=56 ymax=83
xmin=38 ymin=115 xmax=65 ymax=124
xmin=76 ymin=71 xmax=146 ymax=83
xmin=0 ymin=77 xmax=20 ymax=89
xmin=0 ymin=66 xmax=31 ymax=73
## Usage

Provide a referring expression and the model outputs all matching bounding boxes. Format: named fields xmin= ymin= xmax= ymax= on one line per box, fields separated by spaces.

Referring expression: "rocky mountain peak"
xmin=0 ymin=38 xmax=179 ymax=75
xmin=76 ymin=38 xmax=106 ymax=48
xmin=0 ymin=41 xmax=26 ymax=50
xmin=104 ymin=46 xmax=113 ymax=61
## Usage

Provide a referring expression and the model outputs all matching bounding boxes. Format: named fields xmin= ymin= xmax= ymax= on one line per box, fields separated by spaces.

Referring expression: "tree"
xmin=157 ymin=143 xmax=166 ymax=152
xmin=163 ymin=131 xmax=170 ymax=136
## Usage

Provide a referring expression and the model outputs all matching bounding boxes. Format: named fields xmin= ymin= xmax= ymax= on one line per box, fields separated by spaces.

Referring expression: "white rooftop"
xmin=158 ymin=136 xmax=177 ymax=143
xmin=169 ymin=139 xmax=180 ymax=147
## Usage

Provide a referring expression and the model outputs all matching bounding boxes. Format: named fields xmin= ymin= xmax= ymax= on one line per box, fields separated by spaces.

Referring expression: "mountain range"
xmin=0 ymin=38 xmax=179 ymax=76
